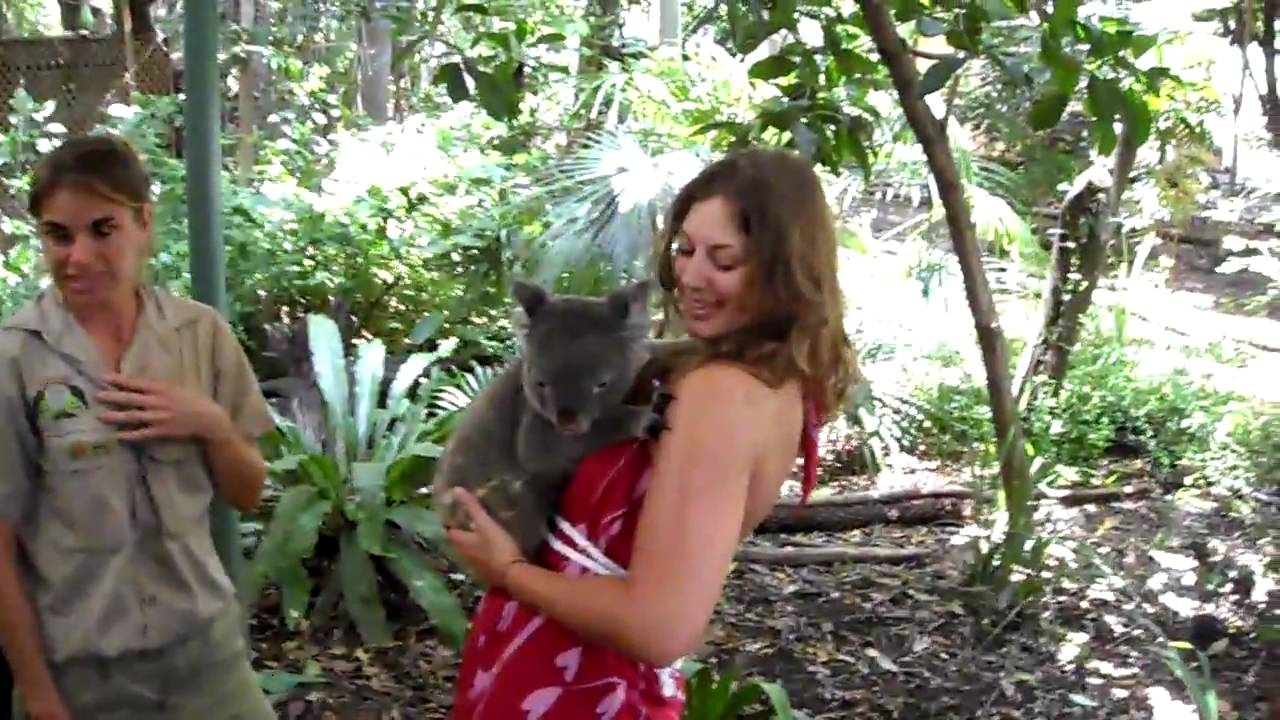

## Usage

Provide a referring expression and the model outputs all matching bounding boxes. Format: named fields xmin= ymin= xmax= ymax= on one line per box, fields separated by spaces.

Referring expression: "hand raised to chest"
xmin=94 ymin=372 xmax=232 ymax=443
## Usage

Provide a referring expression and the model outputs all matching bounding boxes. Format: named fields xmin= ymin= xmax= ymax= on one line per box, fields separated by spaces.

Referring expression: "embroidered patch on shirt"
xmin=33 ymin=381 xmax=89 ymax=423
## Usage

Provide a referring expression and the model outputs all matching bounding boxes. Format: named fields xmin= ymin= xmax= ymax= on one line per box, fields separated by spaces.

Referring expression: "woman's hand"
xmin=96 ymin=373 xmax=234 ymax=443
xmin=23 ymin=689 xmax=71 ymax=720
xmin=444 ymin=488 xmax=526 ymax=589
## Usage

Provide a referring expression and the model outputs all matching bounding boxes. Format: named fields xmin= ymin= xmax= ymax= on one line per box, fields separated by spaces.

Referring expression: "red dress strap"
xmin=798 ymin=395 xmax=822 ymax=503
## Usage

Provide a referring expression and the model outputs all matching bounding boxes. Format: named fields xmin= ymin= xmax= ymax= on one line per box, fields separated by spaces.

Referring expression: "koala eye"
xmin=536 ymin=380 xmax=548 ymax=389
xmin=594 ymin=380 xmax=610 ymax=392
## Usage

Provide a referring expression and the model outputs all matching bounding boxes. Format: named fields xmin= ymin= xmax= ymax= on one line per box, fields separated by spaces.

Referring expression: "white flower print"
xmin=497 ymin=600 xmax=518 ymax=632
xmin=596 ymin=682 xmax=627 ymax=720
xmin=521 ymin=686 xmax=563 ymax=720
xmin=468 ymin=667 xmax=495 ymax=701
xmin=555 ymin=646 xmax=583 ymax=683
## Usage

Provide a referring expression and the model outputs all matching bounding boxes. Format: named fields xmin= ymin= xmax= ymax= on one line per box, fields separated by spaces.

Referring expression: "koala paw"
xmin=642 ymin=388 xmax=675 ymax=440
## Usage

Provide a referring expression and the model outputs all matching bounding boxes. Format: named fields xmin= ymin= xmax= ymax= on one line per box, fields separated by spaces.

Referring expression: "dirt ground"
xmin=247 ymin=450 xmax=1276 ymax=719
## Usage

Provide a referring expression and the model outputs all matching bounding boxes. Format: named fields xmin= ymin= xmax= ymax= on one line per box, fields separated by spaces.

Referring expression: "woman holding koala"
xmin=446 ymin=145 xmax=861 ymax=718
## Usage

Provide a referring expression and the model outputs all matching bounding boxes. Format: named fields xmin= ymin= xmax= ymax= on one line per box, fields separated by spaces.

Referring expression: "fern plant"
xmin=244 ymin=314 xmax=469 ymax=649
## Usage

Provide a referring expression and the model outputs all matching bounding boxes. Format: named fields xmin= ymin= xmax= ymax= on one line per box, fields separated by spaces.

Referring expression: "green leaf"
xmin=1130 ymin=33 xmax=1159 ymax=59
xmin=384 ymin=536 xmax=469 ymax=648
xmin=352 ymin=461 xmax=390 ymax=516
xmin=1051 ymin=0 xmax=1078 ymax=35
xmin=352 ymin=339 xmax=387 ymax=457
xmin=338 ymin=530 xmax=393 ymax=645
xmin=250 ymin=485 xmax=329 ymax=573
xmin=306 ymin=313 xmax=351 ymax=470
xmin=387 ymin=504 xmax=447 ymax=546
xmin=1119 ymin=90 xmax=1153 ymax=147
xmin=983 ymin=0 xmax=1019 ymax=21
xmin=409 ymin=314 xmax=444 ymax=344
xmin=916 ymin=16 xmax=947 ymax=36
xmin=356 ymin=513 xmax=388 ymax=556
xmin=1086 ymin=74 xmax=1123 ymax=155
xmin=258 ymin=669 xmax=329 ymax=696
xmin=749 ymin=54 xmax=798 ymax=81
xmin=1085 ymin=74 xmax=1123 ymax=120
xmin=534 ymin=32 xmax=567 ymax=45
xmin=916 ymin=55 xmax=967 ymax=98
xmin=470 ymin=67 xmax=520 ymax=121
xmin=276 ymin=562 xmax=314 ymax=629
xmin=402 ymin=441 xmax=443 ymax=459
xmin=893 ymin=0 xmax=923 ymax=21
xmin=433 ymin=62 xmax=470 ymax=103
xmin=769 ymin=0 xmax=797 ymax=31
xmin=753 ymin=679 xmax=798 ymax=718
xmin=456 ymin=2 xmax=487 ymax=13
xmin=1029 ymin=88 xmax=1071 ymax=130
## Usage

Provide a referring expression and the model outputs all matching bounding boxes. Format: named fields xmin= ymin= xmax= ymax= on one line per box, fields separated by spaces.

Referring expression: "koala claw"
xmin=641 ymin=388 xmax=676 ymax=440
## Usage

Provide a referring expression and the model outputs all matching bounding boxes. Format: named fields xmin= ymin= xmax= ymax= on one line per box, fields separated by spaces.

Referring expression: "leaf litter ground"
xmin=248 ymin=450 xmax=1276 ymax=719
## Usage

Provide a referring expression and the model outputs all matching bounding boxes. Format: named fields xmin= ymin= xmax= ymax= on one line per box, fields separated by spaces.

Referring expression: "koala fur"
xmin=432 ymin=278 xmax=690 ymax=559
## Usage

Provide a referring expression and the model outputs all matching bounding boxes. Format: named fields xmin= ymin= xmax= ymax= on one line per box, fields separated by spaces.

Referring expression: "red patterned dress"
xmin=448 ymin=397 xmax=821 ymax=720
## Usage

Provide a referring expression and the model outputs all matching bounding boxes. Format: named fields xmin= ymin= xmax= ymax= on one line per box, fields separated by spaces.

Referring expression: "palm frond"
xmin=520 ymin=128 xmax=712 ymax=284
xmin=427 ymin=363 xmax=503 ymax=417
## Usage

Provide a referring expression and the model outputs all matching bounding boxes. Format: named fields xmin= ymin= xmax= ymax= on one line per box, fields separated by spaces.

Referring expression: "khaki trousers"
xmin=42 ymin=604 xmax=273 ymax=720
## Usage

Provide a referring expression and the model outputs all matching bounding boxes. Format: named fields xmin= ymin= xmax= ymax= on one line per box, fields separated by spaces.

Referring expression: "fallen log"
xmin=735 ymin=545 xmax=933 ymax=566
xmin=758 ymin=482 xmax=1158 ymax=533
xmin=758 ymin=496 xmax=969 ymax=534
xmin=1040 ymin=483 xmax=1155 ymax=506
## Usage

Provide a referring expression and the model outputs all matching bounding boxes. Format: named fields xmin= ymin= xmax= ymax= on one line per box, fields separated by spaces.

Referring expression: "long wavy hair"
xmin=653 ymin=146 xmax=862 ymax=424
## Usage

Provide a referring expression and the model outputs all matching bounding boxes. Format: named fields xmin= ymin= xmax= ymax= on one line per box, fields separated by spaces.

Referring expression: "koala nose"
xmin=556 ymin=408 xmax=578 ymax=425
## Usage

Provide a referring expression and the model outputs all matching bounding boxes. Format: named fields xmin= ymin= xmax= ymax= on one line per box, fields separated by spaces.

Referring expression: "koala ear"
xmin=512 ymin=279 xmax=549 ymax=320
xmin=606 ymin=279 xmax=652 ymax=328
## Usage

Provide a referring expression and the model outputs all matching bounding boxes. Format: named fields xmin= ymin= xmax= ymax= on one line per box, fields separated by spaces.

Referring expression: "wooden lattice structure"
xmin=0 ymin=33 xmax=175 ymax=134
xmin=0 ymin=32 xmax=175 ymax=242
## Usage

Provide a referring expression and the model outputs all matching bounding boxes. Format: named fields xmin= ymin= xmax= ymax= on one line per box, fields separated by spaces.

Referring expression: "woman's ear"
xmin=138 ymin=203 xmax=154 ymax=234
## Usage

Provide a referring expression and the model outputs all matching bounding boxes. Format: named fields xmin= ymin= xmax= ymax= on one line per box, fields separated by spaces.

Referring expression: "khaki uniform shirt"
xmin=0 ymin=286 xmax=275 ymax=663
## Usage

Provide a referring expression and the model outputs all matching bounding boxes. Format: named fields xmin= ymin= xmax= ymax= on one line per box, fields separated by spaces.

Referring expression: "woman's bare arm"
xmin=201 ymin=416 xmax=269 ymax=513
xmin=0 ymin=526 xmax=67 ymax=715
xmin=502 ymin=362 xmax=773 ymax=665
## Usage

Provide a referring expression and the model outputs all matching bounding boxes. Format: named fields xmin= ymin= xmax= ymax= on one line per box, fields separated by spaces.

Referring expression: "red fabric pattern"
xmin=448 ymin=398 xmax=820 ymax=719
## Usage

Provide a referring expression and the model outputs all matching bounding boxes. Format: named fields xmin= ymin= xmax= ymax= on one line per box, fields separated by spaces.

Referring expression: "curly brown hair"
xmin=654 ymin=146 xmax=862 ymax=421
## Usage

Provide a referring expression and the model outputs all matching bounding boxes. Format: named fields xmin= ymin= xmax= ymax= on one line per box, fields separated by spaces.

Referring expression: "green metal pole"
xmin=184 ymin=2 xmax=243 ymax=593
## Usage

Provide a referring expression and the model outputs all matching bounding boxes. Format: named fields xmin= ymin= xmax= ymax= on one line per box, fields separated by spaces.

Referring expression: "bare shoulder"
xmin=669 ymin=360 xmax=771 ymax=405
xmin=664 ymin=360 xmax=799 ymax=439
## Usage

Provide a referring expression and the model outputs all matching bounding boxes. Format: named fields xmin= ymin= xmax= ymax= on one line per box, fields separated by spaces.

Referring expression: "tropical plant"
xmin=679 ymin=659 xmax=806 ymax=720
xmin=243 ymin=314 xmax=469 ymax=649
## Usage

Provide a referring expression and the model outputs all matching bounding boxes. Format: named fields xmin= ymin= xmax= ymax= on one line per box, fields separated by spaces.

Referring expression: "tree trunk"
xmin=1232 ymin=0 xmax=1256 ymax=191
xmin=0 ymin=0 xmax=12 ymax=38
xmin=235 ymin=0 xmax=261 ymax=183
xmin=659 ymin=0 xmax=680 ymax=46
xmin=357 ymin=0 xmax=393 ymax=124
xmin=855 ymin=0 xmax=1034 ymax=540
xmin=1016 ymin=117 xmax=1139 ymax=405
xmin=1264 ymin=0 xmax=1280 ymax=145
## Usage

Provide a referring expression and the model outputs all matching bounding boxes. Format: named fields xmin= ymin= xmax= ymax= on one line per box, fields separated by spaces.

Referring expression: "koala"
xmin=432 ymin=278 xmax=692 ymax=559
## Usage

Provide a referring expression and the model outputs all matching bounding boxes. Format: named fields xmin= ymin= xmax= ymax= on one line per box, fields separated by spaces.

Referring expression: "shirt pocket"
xmin=40 ymin=428 xmax=132 ymax=552
xmin=142 ymin=440 xmax=211 ymax=539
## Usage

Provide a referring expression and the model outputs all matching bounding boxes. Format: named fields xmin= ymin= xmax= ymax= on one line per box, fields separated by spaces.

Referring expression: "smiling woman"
xmin=0 ymin=134 xmax=277 ymax=719
xmin=444 ymin=146 xmax=861 ymax=719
